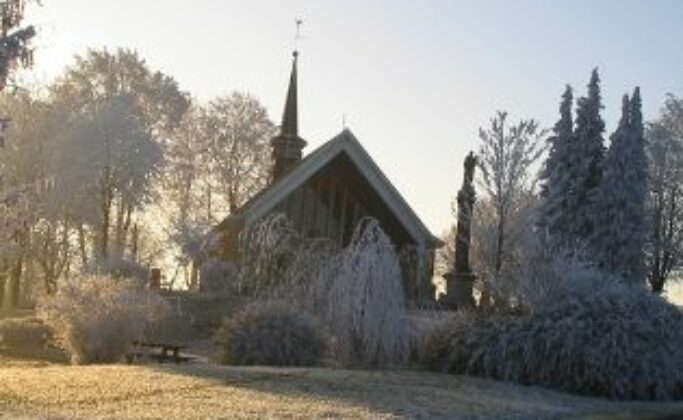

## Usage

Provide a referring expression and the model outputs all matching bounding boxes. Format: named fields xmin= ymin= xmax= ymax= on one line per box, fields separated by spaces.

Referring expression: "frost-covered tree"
xmin=161 ymin=94 xmax=275 ymax=287
xmin=0 ymin=0 xmax=35 ymax=91
xmin=51 ymin=48 xmax=189 ymax=138
xmin=537 ymin=85 xmax=574 ymax=247
xmin=477 ymin=111 xmax=545 ymax=275
xmin=53 ymin=94 xmax=162 ymax=263
xmin=204 ymin=93 xmax=275 ymax=213
xmin=0 ymin=92 xmax=69 ymax=298
xmin=646 ymin=95 xmax=683 ymax=293
xmin=49 ymin=49 xmax=189 ymax=265
xmin=160 ymin=106 xmax=213 ymax=287
xmin=0 ymin=0 xmax=36 ymax=308
xmin=592 ymin=88 xmax=648 ymax=282
xmin=567 ymin=68 xmax=605 ymax=245
xmin=435 ymin=225 xmax=456 ymax=278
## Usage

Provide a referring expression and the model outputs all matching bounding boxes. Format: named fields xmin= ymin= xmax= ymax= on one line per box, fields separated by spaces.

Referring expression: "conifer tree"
xmin=538 ymin=85 xmax=574 ymax=246
xmin=567 ymin=68 xmax=605 ymax=246
xmin=592 ymin=88 xmax=648 ymax=282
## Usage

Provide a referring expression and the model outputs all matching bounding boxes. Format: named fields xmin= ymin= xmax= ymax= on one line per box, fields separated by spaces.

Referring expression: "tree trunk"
xmin=650 ymin=276 xmax=665 ymax=294
xmin=5 ymin=257 xmax=22 ymax=309
xmin=495 ymin=211 xmax=505 ymax=274
xmin=131 ymin=223 xmax=138 ymax=263
xmin=113 ymin=195 xmax=125 ymax=259
xmin=0 ymin=267 xmax=6 ymax=311
xmin=77 ymin=223 xmax=88 ymax=268
xmin=99 ymin=168 xmax=113 ymax=260
xmin=100 ymin=198 xmax=110 ymax=260
xmin=206 ymin=183 xmax=213 ymax=223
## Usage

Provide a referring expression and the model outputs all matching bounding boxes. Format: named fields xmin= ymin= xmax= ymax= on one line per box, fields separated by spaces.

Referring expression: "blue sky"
xmin=24 ymin=0 xmax=683 ymax=235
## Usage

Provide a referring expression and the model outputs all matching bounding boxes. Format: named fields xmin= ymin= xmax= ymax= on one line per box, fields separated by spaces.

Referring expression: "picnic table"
xmin=129 ymin=340 xmax=193 ymax=364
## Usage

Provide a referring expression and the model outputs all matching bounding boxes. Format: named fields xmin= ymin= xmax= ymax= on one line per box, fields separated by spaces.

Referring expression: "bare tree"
xmin=161 ymin=105 xmax=213 ymax=287
xmin=646 ymin=95 xmax=683 ymax=293
xmin=204 ymin=93 xmax=276 ymax=214
xmin=477 ymin=111 xmax=545 ymax=276
xmin=0 ymin=92 xmax=71 ymax=298
xmin=0 ymin=0 xmax=36 ymax=308
xmin=50 ymin=49 xmax=189 ymax=264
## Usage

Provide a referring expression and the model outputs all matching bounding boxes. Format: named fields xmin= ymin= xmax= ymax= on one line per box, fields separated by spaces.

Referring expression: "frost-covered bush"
xmin=144 ymin=297 xmax=195 ymax=344
xmin=319 ymin=219 xmax=410 ymax=367
xmin=0 ymin=317 xmax=48 ymax=349
xmin=424 ymin=267 xmax=683 ymax=400
xmin=38 ymin=274 xmax=170 ymax=364
xmin=199 ymin=259 xmax=240 ymax=294
xmin=0 ymin=316 xmax=63 ymax=360
xmin=404 ymin=310 xmax=454 ymax=362
xmin=213 ymin=300 xmax=324 ymax=366
xmin=237 ymin=215 xmax=411 ymax=368
xmin=475 ymin=235 xmax=596 ymax=313
xmin=239 ymin=213 xmax=331 ymax=298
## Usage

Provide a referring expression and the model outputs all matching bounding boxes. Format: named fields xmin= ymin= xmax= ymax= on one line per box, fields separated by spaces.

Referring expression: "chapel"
xmin=203 ymin=51 xmax=442 ymax=302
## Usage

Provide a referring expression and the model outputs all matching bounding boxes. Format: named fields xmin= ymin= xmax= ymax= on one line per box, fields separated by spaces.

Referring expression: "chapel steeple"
xmin=270 ymin=51 xmax=307 ymax=182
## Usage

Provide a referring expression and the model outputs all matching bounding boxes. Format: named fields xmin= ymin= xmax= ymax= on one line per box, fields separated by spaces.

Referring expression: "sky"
xmin=22 ymin=0 xmax=683 ymax=236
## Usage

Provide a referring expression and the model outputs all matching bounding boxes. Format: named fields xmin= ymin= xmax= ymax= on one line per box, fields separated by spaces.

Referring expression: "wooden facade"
xmin=205 ymin=146 xmax=439 ymax=303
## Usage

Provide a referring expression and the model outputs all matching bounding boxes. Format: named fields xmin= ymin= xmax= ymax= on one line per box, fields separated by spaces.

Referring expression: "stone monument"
xmin=443 ymin=151 xmax=477 ymax=308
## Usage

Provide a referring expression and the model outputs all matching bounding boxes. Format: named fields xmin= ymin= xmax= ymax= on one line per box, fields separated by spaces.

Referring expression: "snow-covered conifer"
xmin=537 ymin=85 xmax=574 ymax=246
xmin=568 ymin=69 xmax=606 ymax=245
xmin=592 ymin=88 xmax=648 ymax=282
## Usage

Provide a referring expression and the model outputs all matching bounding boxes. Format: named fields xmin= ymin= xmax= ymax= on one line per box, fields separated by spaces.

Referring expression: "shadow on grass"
xmin=145 ymin=361 xmax=683 ymax=419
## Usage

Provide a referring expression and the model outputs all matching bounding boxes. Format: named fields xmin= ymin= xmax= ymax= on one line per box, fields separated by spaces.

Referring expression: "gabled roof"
xmin=233 ymin=128 xmax=442 ymax=248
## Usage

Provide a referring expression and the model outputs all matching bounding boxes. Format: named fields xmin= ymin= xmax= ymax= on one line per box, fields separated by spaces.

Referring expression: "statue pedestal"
xmin=441 ymin=271 xmax=476 ymax=309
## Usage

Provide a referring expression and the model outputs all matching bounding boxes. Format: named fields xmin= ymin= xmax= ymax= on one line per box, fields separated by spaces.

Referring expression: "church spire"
xmin=270 ymin=50 xmax=307 ymax=182
xmin=280 ymin=51 xmax=299 ymax=138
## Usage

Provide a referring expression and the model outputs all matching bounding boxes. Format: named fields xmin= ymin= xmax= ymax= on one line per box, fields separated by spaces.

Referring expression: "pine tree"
xmin=537 ymin=85 xmax=574 ymax=246
xmin=592 ymin=88 xmax=648 ymax=282
xmin=567 ymin=68 xmax=605 ymax=246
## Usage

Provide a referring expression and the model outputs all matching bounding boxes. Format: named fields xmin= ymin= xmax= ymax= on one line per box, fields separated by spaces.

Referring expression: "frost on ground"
xmin=0 ymin=359 xmax=683 ymax=419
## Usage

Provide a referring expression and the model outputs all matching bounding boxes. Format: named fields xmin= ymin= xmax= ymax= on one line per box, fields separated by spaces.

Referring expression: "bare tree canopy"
xmin=647 ymin=94 xmax=683 ymax=293
xmin=477 ymin=111 xmax=545 ymax=276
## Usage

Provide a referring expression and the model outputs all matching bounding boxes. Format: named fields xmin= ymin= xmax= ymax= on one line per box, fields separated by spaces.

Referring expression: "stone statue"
xmin=443 ymin=151 xmax=477 ymax=308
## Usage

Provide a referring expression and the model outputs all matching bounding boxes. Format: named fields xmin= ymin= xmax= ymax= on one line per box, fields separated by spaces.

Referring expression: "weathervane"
xmin=294 ymin=18 xmax=303 ymax=55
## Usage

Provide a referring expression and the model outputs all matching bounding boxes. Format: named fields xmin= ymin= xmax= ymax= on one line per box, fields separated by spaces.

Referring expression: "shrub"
xmin=0 ymin=316 xmax=67 ymax=363
xmin=38 ymin=274 xmax=170 ymax=364
xmin=0 ymin=317 xmax=48 ymax=348
xmin=199 ymin=259 xmax=240 ymax=294
xmin=144 ymin=297 xmax=195 ymax=344
xmin=0 ymin=316 xmax=67 ymax=361
xmin=424 ymin=268 xmax=683 ymax=400
xmin=214 ymin=301 xmax=325 ymax=366
xmin=162 ymin=291 xmax=247 ymax=338
xmin=238 ymin=215 xmax=411 ymax=368
xmin=404 ymin=310 xmax=454 ymax=362
xmin=319 ymin=219 xmax=410 ymax=367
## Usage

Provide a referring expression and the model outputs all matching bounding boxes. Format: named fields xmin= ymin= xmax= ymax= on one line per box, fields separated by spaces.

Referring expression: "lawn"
xmin=1 ymin=356 xmax=683 ymax=419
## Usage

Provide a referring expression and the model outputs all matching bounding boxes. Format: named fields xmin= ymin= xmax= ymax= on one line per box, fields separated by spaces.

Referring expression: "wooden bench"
xmin=129 ymin=341 xmax=194 ymax=364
